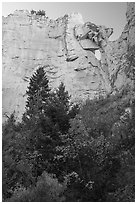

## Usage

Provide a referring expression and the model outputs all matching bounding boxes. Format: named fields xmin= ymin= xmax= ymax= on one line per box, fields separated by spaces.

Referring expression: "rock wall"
xmin=101 ymin=2 xmax=135 ymax=90
xmin=2 ymin=3 xmax=135 ymax=121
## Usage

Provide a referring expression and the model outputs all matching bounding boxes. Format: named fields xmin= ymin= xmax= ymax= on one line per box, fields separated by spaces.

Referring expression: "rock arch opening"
xmin=95 ymin=50 xmax=101 ymax=60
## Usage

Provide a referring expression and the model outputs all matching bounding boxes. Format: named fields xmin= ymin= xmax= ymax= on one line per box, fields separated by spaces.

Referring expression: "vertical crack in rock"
xmin=100 ymin=3 xmax=135 ymax=92
xmin=2 ymin=3 xmax=135 ymax=121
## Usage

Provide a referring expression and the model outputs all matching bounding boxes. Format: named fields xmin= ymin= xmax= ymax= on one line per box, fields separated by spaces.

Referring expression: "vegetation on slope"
xmin=2 ymin=64 xmax=135 ymax=201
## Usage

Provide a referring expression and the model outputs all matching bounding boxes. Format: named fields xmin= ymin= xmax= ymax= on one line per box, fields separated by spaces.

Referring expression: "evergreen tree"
xmin=56 ymin=82 xmax=70 ymax=112
xmin=46 ymin=82 xmax=79 ymax=133
xmin=23 ymin=66 xmax=50 ymax=124
xmin=68 ymin=104 xmax=80 ymax=119
xmin=46 ymin=82 xmax=71 ymax=133
xmin=21 ymin=67 xmax=55 ymax=176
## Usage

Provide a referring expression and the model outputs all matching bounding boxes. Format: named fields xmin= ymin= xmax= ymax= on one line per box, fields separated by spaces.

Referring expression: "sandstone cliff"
xmin=2 ymin=3 xmax=135 ymax=121
xmin=102 ymin=2 xmax=135 ymax=90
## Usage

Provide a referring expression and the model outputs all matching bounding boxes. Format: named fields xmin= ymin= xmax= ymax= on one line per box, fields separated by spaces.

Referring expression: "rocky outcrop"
xmin=101 ymin=2 xmax=135 ymax=90
xmin=2 ymin=3 xmax=135 ymax=121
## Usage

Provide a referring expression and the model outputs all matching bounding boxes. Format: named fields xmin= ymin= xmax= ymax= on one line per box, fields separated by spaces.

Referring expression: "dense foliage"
xmin=3 ymin=66 xmax=135 ymax=202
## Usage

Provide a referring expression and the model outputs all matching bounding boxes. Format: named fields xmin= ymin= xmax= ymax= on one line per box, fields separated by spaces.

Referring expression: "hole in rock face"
xmin=95 ymin=50 xmax=101 ymax=60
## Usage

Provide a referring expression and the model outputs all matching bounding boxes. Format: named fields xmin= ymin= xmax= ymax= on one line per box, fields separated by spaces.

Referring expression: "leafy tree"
xmin=7 ymin=172 xmax=66 ymax=202
xmin=53 ymin=88 xmax=135 ymax=201
xmin=2 ymin=114 xmax=35 ymax=200
xmin=80 ymin=91 xmax=131 ymax=138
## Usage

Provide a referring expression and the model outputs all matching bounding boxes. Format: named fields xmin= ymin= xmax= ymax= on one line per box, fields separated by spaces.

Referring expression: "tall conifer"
xmin=24 ymin=66 xmax=50 ymax=122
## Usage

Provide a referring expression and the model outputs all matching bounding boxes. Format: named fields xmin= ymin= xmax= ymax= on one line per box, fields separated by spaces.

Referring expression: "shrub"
xmin=3 ymin=67 xmax=134 ymax=202
xmin=36 ymin=10 xmax=46 ymax=16
xmin=7 ymin=171 xmax=66 ymax=202
xmin=80 ymin=91 xmax=131 ymax=138
xmin=30 ymin=10 xmax=36 ymax=15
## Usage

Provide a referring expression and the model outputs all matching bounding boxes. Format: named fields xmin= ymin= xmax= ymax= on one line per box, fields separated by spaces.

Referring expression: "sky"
xmin=2 ymin=2 xmax=127 ymax=41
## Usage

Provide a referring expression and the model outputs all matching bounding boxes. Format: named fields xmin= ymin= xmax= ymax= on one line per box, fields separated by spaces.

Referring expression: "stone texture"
xmin=2 ymin=3 xmax=135 ymax=121
xmin=101 ymin=2 xmax=135 ymax=90
xmin=79 ymin=39 xmax=99 ymax=51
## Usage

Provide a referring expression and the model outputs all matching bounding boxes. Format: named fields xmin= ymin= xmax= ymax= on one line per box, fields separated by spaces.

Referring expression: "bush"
xmin=54 ymin=88 xmax=135 ymax=201
xmin=3 ymin=68 xmax=134 ymax=202
xmin=30 ymin=10 xmax=36 ymax=15
xmin=80 ymin=91 xmax=131 ymax=138
xmin=7 ymin=171 xmax=66 ymax=202
xmin=36 ymin=10 xmax=46 ymax=16
xmin=2 ymin=129 xmax=35 ymax=200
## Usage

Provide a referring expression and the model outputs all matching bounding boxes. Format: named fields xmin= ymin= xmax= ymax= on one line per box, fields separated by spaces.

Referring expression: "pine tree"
xmin=56 ymin=82 xmax=70 ymax=112
xmin=46 ymin=82 xmax=71 ymax=133
xmin=21 ymin=67 xmax=53 ymax=176
xmin=24 ymin=66 xmax=50 ymax=123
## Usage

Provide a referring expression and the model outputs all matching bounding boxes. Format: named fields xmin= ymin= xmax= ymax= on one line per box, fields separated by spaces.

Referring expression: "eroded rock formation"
xmin=102 ymin=2 xmax=135 ymax=90
xmin=2 ymin=3 xmax=135 ymax=121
